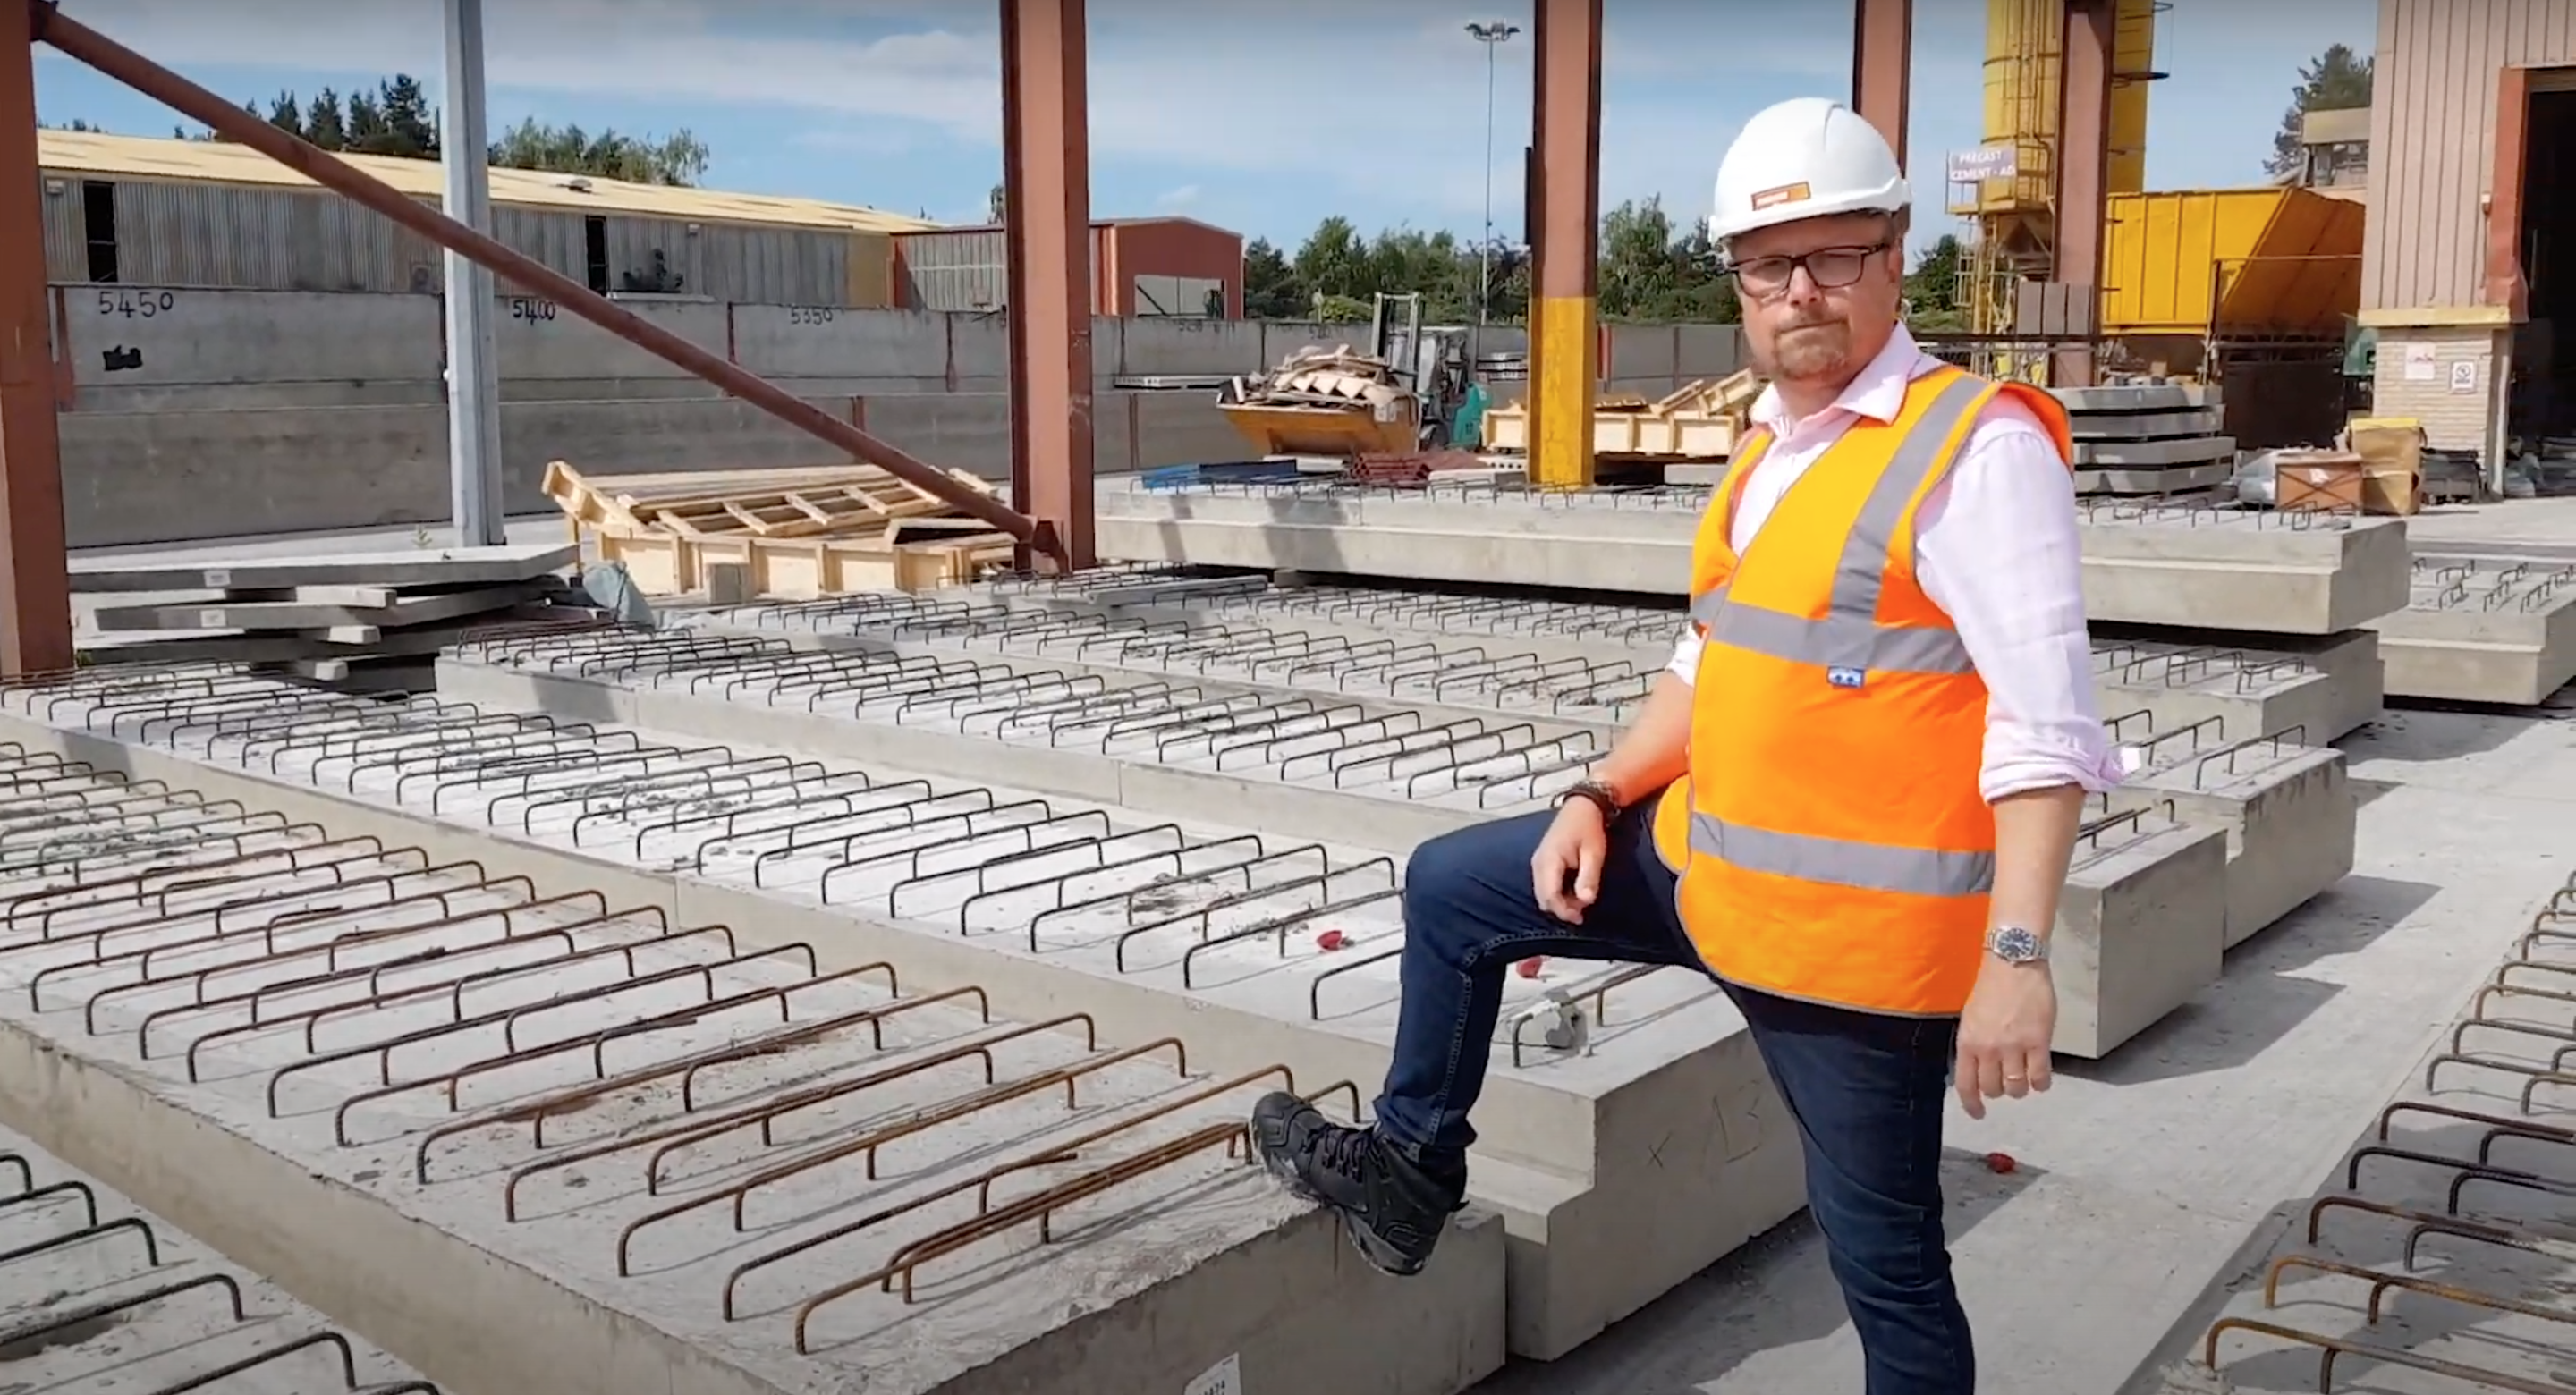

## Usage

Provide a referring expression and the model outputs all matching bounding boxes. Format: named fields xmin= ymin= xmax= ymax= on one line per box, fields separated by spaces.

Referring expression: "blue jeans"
xmin=1378 ymin=807 xmax=1975 ymax=1395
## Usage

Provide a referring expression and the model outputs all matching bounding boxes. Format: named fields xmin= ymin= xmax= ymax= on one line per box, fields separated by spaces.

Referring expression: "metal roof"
xmin=36 ymin=129 xmax=939 ymax=235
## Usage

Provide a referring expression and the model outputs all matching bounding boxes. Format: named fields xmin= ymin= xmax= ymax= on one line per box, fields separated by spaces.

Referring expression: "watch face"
xmin=1992 ymin=926 xmax=2043 ymax=961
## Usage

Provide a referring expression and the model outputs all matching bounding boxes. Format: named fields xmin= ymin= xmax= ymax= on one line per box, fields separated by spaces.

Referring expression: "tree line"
xmin=46 ymin=73 xmax=713 ymax=187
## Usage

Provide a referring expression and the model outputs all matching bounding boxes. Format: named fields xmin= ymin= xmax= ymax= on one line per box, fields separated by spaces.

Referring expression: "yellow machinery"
xmin=2097 ymin=187 xmax=2364 ymax=339
xmin=1952 ymin=0 xmax=2165 ymax=354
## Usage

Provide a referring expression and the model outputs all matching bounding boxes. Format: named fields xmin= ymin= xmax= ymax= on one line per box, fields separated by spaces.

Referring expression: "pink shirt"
xmin=1665 ymin=326 xmax=2125 ymax=801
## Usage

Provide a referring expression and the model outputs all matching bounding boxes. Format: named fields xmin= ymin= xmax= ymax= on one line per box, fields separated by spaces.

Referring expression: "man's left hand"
xmin=1954 ymin=960 xmax=2056 ymax=1120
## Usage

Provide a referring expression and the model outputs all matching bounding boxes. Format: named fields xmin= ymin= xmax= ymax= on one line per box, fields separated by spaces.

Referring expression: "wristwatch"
xmin=1554 ymin=778 xmax=1624 ymax=822
xmin=1985 ymin=925 xmax=2049 ymax=965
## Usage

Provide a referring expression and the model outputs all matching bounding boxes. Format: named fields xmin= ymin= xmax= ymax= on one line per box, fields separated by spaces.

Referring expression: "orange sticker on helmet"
xmin=1749 ymin=182 xmax=1812 ymax=210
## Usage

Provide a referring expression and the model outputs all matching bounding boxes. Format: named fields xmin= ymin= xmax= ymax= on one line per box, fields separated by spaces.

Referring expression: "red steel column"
xmin=2052 ymin=0 xmax=2114 ymax=388
xmin=999 ymin=0 xmax=1095 ymax=570
xmin=1527 ymin=0 xmax=1602 ymax=490
xmin=0 ymin=3 xmax=69 ymax=675
xmin=1850 ymin=0 xmax=1912 ymax=173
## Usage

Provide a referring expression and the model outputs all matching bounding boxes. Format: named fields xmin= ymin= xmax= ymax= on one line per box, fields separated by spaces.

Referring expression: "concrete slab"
xmin=0 ymin=669 xmax=1799 ymax=1365
xmin=2106 ymin=731 xmax=2356 ymax=949
xmin=2074 ymin=464 xmax=2233 ymax=496
xmin=0 ymin=1117 xmax=432 ymax=1393
xmin=2051 ymin=384 xmax=2223 ymax=412
xmin=2368 ymin=554 xmax=2576 ymax=706
xmin=0 ymin=738 xmax=1507 ymax=1395
xmin=68 ymin=543 xmax=579 ymax=594
xmin=2066 ymin=408 xmax=2226 ymax=440
xmin=1093 ymin=482 xmax=2412 ymax=635
xmin=90 ymin=579 xmax=553 ymax=633
xmin=2073 ymin=437 xmax=2236 ymax=468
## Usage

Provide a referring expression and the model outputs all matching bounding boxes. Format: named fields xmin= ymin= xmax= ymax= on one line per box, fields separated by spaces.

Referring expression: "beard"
xmin=1757 ymin=312 xmax=1855 ymax=381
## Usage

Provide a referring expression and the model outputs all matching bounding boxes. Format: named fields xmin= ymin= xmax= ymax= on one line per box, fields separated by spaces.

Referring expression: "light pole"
xmin=1465 ymin=20 xmax=1518 ymax=373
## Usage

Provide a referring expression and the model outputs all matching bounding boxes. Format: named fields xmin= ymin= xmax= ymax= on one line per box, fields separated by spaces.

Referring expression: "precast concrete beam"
xmin=1090 ymin=482 xmax=2416 ymax=635
xmin=2053 ymin=811 xmax=2227 ymax=1059
xmin=2371 ymin=555 xmax=2576 ymax=706
xmin=2 ymin=666 xmax=1802 ymax=1363
xmin=0 ymin=1 xmax=72 ymax=675
xmin=2106 ymin=732 xmax=2354 ymax=950
xmin=2092 ymin=624 xmax=2385 ymax=743
xmin=1527 ymin=0 xmax=1602 ymax=491
xmin=0 ymin=706 xmax=1507 ymax=1395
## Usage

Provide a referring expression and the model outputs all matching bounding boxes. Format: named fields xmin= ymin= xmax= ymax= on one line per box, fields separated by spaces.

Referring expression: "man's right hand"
xmin=1530 ymin=799 xmax=1609 ymax=925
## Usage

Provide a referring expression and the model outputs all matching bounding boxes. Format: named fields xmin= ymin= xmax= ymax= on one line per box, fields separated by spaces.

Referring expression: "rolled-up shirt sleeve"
xmin=1915 ymin=398 xmax=2126 ymax=801
xmin=1666 ymin=627 xmax=1702 ymax=683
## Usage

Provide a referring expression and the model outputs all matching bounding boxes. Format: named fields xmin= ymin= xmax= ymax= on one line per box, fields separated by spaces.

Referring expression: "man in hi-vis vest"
xmin=1250 ymin=96 xmax=2123 ymax=1391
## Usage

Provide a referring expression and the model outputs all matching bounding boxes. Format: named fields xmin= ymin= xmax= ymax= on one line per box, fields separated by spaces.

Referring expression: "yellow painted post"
xmin=1528 ymin=0 xmax=1601 ymax=490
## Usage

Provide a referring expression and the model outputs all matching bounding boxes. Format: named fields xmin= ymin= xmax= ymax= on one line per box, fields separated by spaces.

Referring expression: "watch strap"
xmin=1555 ymin=779 xmax=1623 ymax=821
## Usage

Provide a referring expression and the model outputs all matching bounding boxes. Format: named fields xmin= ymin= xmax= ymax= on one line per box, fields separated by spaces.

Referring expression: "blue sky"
xmin=37 ymin=0 xmax=2375 ymax=257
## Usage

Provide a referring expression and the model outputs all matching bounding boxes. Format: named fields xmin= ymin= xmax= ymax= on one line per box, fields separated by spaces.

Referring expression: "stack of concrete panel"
xmin=0 ymin=693 xmax=1508 ymax=1395
xmin=2369 ymin=554 xmax=2576 ymax=706
xmin=72 ymin=542 xmax=580 ymax=693
xmin=2050 ymin=382 xmax=2235 ymax=496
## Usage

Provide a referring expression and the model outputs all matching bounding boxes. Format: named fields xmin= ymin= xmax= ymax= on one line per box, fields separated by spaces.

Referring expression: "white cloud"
xmin=40 ymin=0 xmax=1876 ymax=221
xmin=1155 ymin=183 xmax=1200 ymax=208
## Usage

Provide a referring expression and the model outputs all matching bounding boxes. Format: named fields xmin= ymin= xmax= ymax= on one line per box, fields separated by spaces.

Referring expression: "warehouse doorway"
xmin=2513 ymin=76 xmax=2576 ymax=447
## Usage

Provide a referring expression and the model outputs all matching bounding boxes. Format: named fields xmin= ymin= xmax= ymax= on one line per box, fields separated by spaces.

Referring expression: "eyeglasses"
xmin=1728 ymin=241 xmax=1892 ymax=297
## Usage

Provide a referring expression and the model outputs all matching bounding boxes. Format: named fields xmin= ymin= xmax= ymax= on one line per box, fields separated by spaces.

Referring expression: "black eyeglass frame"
xmin=1726 ymin=239 xmax=1895 ymax=298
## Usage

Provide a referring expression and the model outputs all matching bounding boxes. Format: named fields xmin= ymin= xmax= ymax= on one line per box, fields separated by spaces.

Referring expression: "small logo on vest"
xmin=1826 ymin=665 xmax=1867 ymax=689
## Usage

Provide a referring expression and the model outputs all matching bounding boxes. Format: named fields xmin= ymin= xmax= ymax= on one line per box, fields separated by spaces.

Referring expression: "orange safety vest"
xmin=1648 ymin=364 xmax=2073 ymax=1017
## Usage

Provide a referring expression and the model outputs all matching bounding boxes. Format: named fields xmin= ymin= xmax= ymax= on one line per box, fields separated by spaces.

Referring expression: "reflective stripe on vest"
xmin=1687 ymin=809 xmax=1996 ymax=898
xmin=1682 ymin=372 xmax=1988 ymax=677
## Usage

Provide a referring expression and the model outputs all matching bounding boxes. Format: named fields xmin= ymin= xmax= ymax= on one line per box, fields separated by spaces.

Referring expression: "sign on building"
xmin=1945 ymin=145 xmax=2020 ymax=183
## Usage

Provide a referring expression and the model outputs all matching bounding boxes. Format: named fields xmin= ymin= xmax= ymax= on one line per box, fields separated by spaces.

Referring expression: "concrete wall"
xmin=2370 ymin=322 xmax=2508 ymax=452
xmin=52 ymin=285 xmax=1741 ymax=548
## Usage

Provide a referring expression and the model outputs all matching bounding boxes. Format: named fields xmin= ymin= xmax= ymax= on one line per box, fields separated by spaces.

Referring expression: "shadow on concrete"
xmin=1469 ymin=1146 xmax=2036 ymax=1394
xmin=2058 ymin=875 xmax=2441 ymax=1088
xmin=2341 ymin=706 xmax=2539 ymax=765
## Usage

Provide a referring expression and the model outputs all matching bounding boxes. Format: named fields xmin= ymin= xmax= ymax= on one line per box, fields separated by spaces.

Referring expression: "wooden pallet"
xmin=598 ymin=519 xmax=1014 ymax=598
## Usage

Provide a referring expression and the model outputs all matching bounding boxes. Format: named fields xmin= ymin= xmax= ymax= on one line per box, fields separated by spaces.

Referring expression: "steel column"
xmin=0 ymin=0 xmax=69 ymax=675
xmin=999 ymin=0 xmax=1094 ymax=571
xmin=1850 ymin=0 xmax=1912 ymax=173
xmin=27 ymin=3 xmax=1046 ymax=552
xmin=440 ymin=0 xmax=503 ymax=547
xmin=1527 ymin=0 xmax=1601 ymax=491
xmin=2051 ymin=0 xmax=2114 ymax=388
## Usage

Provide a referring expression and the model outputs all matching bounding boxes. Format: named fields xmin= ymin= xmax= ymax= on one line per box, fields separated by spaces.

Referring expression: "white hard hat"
xmin=1709 ymin=97 xmax=1911 ymax=244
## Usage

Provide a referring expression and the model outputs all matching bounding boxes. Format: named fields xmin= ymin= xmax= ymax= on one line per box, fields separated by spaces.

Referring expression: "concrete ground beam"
xmin=2051 ymin=812 xmax=2227 ymax=1059
xmin=953 ymin=573 xmax=2387 ymax=742
xmin=0 ymin=731 xmax=1507 ymax=1395
xmin=433 ymin=646 xmax=1593 ymax=856
xmin=2104 ymin=733 xmax=2355 ymax=950
xmin=1092 ymin=483 xmax=2414 ymax=636
xmin=0 ymin=681 xmax=1801 ymax=1364
xmin=2091 ymin=624 xmax=2384 ymax=742
xmin=2369 ymin=554 xmax=2576 ymax=706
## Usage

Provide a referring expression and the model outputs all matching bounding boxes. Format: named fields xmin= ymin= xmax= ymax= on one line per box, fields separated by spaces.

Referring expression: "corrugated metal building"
xmin=2360 ymin=0 xmax=2576 ymax=465
xmin=892 ymin=217 xmax=1244 ymax=318
xmin=36 ymin=130 xmax=928 ymax=307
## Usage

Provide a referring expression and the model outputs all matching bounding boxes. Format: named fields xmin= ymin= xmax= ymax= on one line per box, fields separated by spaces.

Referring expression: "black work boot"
xmin=1250 ymin=1091 xmax=1464 ymax=1277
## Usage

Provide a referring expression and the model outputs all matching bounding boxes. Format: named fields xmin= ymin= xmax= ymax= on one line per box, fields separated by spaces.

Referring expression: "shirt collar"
xmin=1748 ymin=324 xmax=1932 ymax=436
